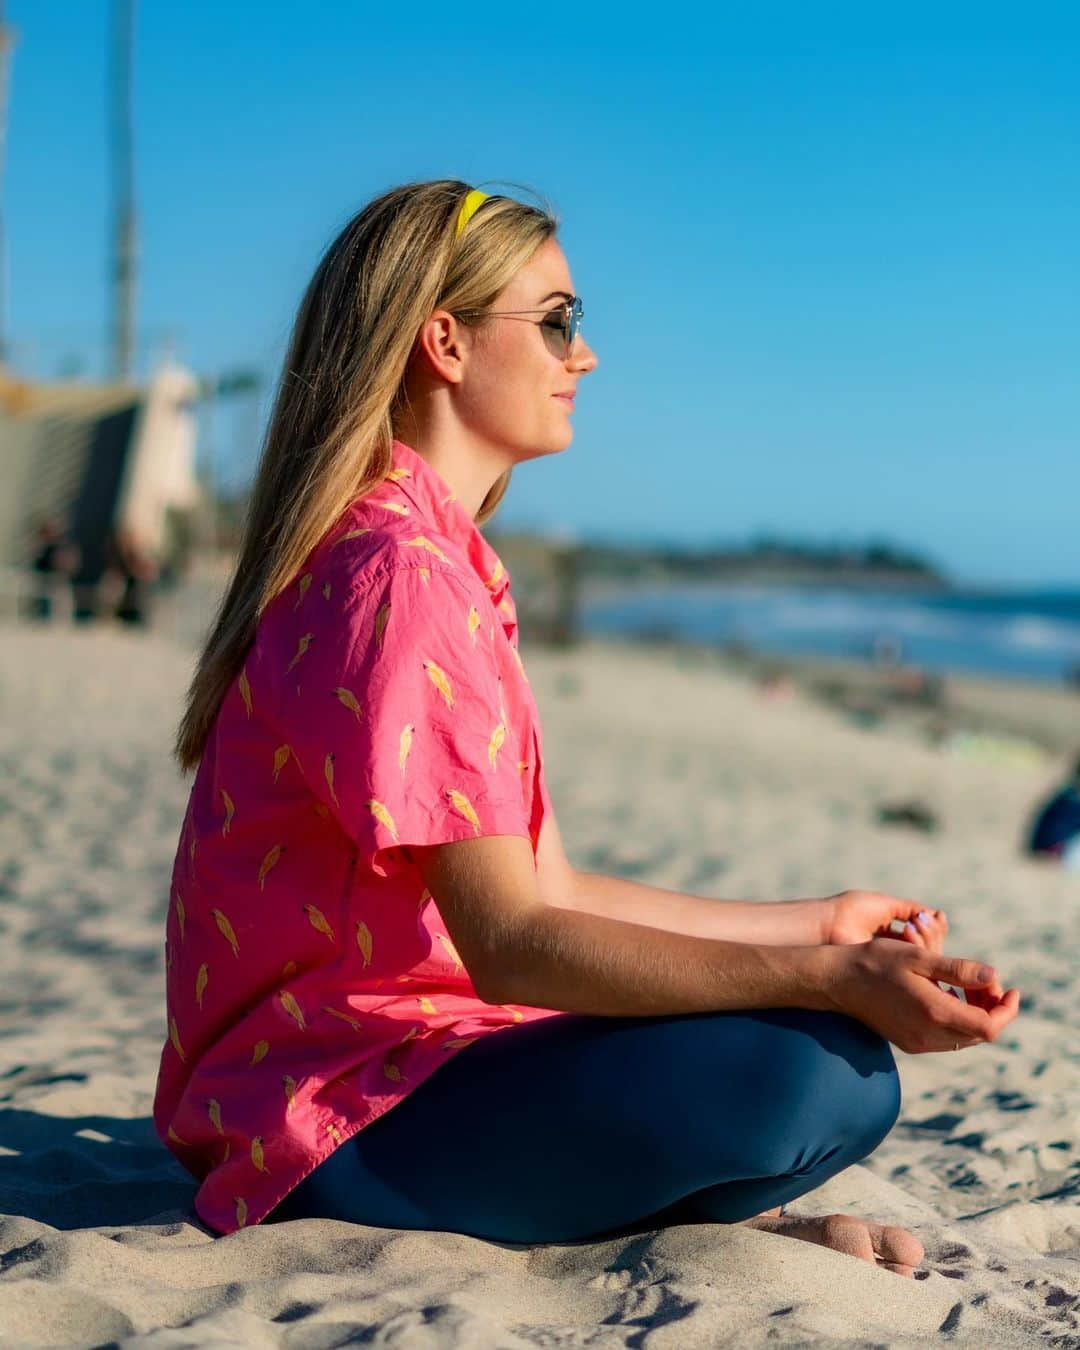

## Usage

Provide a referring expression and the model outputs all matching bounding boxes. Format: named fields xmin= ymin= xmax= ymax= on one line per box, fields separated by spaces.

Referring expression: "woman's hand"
xmin=825 ymin=937 xmax=1021 ymax=1054
xmin=823 ymin=889 xmax=948 ymax=952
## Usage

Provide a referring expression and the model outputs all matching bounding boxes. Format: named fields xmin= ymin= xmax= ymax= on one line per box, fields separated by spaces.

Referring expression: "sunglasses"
xmin=454 ymin=296 xmax=584 ymax=361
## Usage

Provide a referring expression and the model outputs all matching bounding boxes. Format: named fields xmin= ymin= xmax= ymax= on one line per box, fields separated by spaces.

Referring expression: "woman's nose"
xmin=569 ymin=337 xmax=598 ymax=372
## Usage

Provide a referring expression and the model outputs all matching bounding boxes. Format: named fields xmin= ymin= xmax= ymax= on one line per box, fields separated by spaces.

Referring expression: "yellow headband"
xmin=455 ymin=188 xmax=489 ymax=238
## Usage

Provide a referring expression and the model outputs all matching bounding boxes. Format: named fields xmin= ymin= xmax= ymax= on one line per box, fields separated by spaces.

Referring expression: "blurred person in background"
xmin=1026 ymin=755 xmax=1080 ymax=870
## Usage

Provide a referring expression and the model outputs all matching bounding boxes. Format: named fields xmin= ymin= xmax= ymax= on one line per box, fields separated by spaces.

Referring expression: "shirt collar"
xmin=381 ymin=438 xmax=514 ymax=620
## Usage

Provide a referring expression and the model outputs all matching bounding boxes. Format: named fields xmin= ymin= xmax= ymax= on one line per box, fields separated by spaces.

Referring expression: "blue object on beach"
xmin=1028 ymin=785 xmax=1080 ymax=858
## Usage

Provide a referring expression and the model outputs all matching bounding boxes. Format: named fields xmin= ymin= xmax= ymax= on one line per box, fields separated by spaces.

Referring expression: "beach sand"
xmin=1 ymin=612 xmax=1076 ymax=1347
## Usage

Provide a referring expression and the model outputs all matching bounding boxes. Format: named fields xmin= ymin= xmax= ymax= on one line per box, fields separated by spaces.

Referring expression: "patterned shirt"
xmin=152 ymin=439 xmax=564 ymax=1235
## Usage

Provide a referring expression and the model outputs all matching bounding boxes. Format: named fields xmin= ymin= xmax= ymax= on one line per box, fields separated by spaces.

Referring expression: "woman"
xmin=153 ymin=180 xmax=1020 ymax=1271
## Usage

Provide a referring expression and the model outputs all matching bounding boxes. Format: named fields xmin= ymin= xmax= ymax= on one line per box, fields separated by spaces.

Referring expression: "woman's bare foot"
xmin=743 ymin=1210 xmax=925 ymax=1277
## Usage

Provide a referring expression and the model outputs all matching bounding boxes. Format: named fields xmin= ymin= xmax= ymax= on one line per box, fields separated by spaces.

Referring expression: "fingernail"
xmin=905 ymin=922 xmax=918 ymax=935
xmin=916 ymin=911 xmax=932 ymax=925
xmin=978 ymin=965 xmax=994 ymax=983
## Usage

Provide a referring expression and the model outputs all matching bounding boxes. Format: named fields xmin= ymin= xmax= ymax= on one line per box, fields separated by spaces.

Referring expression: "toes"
xmin=868 ymin=1222 xmax=924 ymax=1267
xmin=821 ymin=1213 xmax=877 ymax=1263
xmin=879 ymin=1261 xmax=916 ymax=1278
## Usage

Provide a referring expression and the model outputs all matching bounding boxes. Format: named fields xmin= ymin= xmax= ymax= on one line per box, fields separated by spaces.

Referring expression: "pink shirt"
xmin=153 ymin=439 xmax=565 ymax=1235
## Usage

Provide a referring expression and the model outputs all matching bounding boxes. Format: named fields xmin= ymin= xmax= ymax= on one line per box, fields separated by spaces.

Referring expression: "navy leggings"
xmin=271 ymin=1007 xmax=900 ymax=1243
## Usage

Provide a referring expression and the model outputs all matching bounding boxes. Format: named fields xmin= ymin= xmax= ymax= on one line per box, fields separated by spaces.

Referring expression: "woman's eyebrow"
xmin=537 ymin=290 xmax=573 ymax=303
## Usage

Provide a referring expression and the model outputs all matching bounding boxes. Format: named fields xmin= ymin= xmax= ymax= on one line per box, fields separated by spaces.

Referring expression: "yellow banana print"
xmin=237 ymin=668 xmax=253 ymax=717
xmin=399 ymin=1025 xmax=420 ymax=1044
xmin=304 ymin=903 xmax=336 ymax=942
xmin=234 ymin=1196 xmax=247 ymax=1228
xmin=417 ymin=996 xmax=438 ymax=1015
xmin=221 ymin=1142 xmax=231 ymax=1164
xmin=282 ymin=1075 xmax=298 ymax=1112
xmin=195 ymin=962 xmax=209 ymax=1009
xmin=250 ymin=1039 xmax=269 ymax=1066
xmin=272 ymin=744 xmax=292 ymax=782
xmin=467 ymin=605 xmax=480 ymax=643
xmin=423 ymin=658 xmax=454 ymax=709
xmin=367 ymin=799 xmax=398 ymax=842
xmin=286 ymin=632 xmax=314 ymax=673
xmin=444 ymin=1036 xmax=479 ymax=1049
xmin=404 ymin=534 xmax=450 ymax=564
xmin=169 ymin=1016 xmax=186 ymax=1062
xmin=251 ymin=1136 xmax=270 ymax=1173
xmin=417 ymin=566 xmax=430 ymax=585
xmin=326 ymin=1122 xmax=345 ymax=1144
xmin=511 ymin=645 xmax=529 ymax=682
xmin=324 ymin=753 xmax=339 ymax=806
xmin=517 ymin=760 xmax=529 ymax=774
xmin=294 ymin=573 xmax=313 ymax=609
xmin=386 ymin=465 xmax=412 ymax=481
xmin=220 ymin=789 xmax=235 ymax=837
xmin=355 ymin=920 xmax=373 ymax=967
xmin=279 ymin=990 xmax=306 ymax=1030
xmin=173 ymin=891 xmax=186 ymax=941
xmin=165 ymin=943 xmax=174 ymax=975
xmin=399 ymin=723 xmax=414 ymax=774
xmin=188 ymin=834 xmax=197 ymax=865
xmin=436 ymin=932 xmax=463 ymax=971
xmin=167 ymin=1125 xmax=189 ymax=1146
xmin=211 ymin=907 xmax=240 ymax=958
xmin=332 ymin=527 xmax=372 ymax=548
xmin=258 ymin=844 xmax=282 ymax=890
xmin=281 ymin=959 xmax=298 ymax=979
xmin=378 ymin=501 xmax=410 ymax=516
xmin=374 ymin=602 xmax=391 ymax=646
xmin=487 ymin=721 xmax=506 ymax=769
xmin=446 ymin=788 xmax=481 ymax=834
xmin=504 ymin=1007 xmax=525 ymax=1023
xmin=383 ymin=1063 xmax=405 ymax=1083
xmin=322 ymin=1004 xmax=363 ymax=1031
xmin=208 ymin=1098 xmax=224 ymax=1135
xmin=334 ymin=686 xmax=363 ymax=720
xmin=485 ymin=559 xmax=505 ymax=590
xmin=322 ymin=581 xmax=332 ymax=600
xmin=498 ymin=596 xmax=514 ymax=616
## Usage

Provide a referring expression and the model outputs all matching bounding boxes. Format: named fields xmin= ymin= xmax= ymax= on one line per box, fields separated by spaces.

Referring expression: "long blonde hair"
xmin=176 ymin=179 xmax=557 ymax=771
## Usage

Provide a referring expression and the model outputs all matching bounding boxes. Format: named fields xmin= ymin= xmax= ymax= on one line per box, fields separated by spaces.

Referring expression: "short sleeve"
xmin=269 ymin=564 xmax=532 ymax=878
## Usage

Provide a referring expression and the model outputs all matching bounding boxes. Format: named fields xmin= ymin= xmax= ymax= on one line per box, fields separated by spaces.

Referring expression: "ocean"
xmin=579 ymin=582 xmax=1080 ymax=686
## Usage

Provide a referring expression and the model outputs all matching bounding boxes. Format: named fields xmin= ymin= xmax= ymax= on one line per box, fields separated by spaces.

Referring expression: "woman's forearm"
xmin=558 ymin=870 xmax=831 ymax=947
xmin=486 ymin=901 xmax=839 ymax=1018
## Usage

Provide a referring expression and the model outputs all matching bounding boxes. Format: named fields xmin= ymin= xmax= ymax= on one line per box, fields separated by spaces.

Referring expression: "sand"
xmin=1 ymin=608 xmax=1077 ymax=1347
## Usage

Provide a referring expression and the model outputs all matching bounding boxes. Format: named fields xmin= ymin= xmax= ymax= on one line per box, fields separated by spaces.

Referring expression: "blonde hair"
xmin=175 ymin=178 xmax=557 ymax=771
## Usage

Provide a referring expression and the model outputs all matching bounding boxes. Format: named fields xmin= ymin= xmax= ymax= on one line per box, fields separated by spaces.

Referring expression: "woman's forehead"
xmin=505 ymin=238 xmax=573 ymax=304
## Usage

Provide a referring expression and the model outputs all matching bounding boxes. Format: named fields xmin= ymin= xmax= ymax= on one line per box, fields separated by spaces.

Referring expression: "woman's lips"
xmin=553 ymin=394 xmax=575 ymax=407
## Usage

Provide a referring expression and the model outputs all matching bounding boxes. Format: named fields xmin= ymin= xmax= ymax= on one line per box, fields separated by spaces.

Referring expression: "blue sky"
xmin=7 ymin=3 xmax=1079 ymax=585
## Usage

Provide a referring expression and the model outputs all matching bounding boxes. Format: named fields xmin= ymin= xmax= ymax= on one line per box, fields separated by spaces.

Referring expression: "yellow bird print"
xmin=378 ymin=500 xmax=410 ymax=516
xmin=272 ymin=744 xmax=292 ymax=782
xmin=485 ymin=559 xmax=505 ymax=591
xmin=211 ymin=907 xmax=240 ymax=958
xmin=386 ymin=465 xmax=412 ymax=481
xmin=173 ymin=891 xmax=186 ymax=941
xmin=423 ymin=658 xmax=454 ymax=709
xmin=417 ymin=996 xmax=438 ymax=1016
xmin=282 ymin=1075 xmax=298 ymax=1112
xmin=324 ymin=753 xmax=339 ymax=806
xmin=294 ymin=573 xmax=313 ymax=609
xmin=234 ymin=1196 xmax=248 ymax=1228
xmin=487 ymin=721 xmax=506 ymax=770
xmin=498 ymin=596 xmax=514 ymax=617
xmin=169 ymin=1016 xmax=186 ymax=1062
xmin=355 ymin=920 xmax=374 ymax=967
xmin=446 ymin=788 xmax=481 ymax=834
xmin=322 ymin=581 xmax=332 ymax=600
xmin=279 ymin=989 xmax=306 ymax=1030
xmin=195 ymin=962 xmax=209 ymax=1009
xmin=367 ymin=798 xmax=398 ymax=842
xmin=251 ymin=1136 xmax=270 ymax=1173
xmin=258 ymin=844 xmax=282 ymax=890
xmin=326 ymin=1122 xmax=345 ymax=1144
xmin=374 ymin=602 xmax=391 ymax=646
xmin=208 ymin=1098 xmax=224 ymax=1135
xmin=334 ymin=686 xmax=363 ymax=720
xmin=167 ymin=1125 xmax=189 ymax=1146
xmin=238 ymin=668 xmax=253 ymax=717
xmin=383 ymin=1063 xmax=405 ymax=1084
xmin=417 ymin=566 xmax=430 ymax=585
xmin=250 ymin=1039 xmax=269 ymax=1066
xmin=398 ymin=723 xmax=414 ymax=775
xmin=304 ymin=903 xmax=335 ymax=943
xmin=322 ymin=1004 xmax=363 ymax=1031
xmin=220 ymin=789 xmax=235 ymax=837
xmin=332 ymin=527 xmax=372 ymax=548
xmin=286 ymin=632 xmax=314 ymax=673
xmin=404 ymin=534 xmax=450 ymax=564
xmin=436 ymin=932 xmax=463 ymax=971
xmin=467 ymin=605 xmax=481 ymax=643
xmin=281 ymin=959 xmax=298 ymax=980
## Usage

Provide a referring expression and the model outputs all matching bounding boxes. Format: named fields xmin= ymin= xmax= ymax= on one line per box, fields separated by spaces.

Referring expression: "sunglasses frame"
xmin=454 ymin=296 xmax=584 ymax=360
